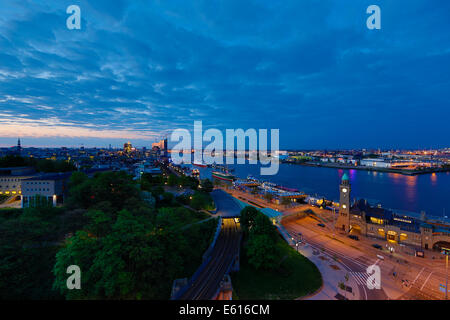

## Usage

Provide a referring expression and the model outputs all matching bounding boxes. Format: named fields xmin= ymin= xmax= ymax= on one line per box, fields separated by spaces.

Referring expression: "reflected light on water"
xmin=404 ymin=175 xmax=417 ymax=203
xmin=431 ymin=173 xmax=437 ymax=186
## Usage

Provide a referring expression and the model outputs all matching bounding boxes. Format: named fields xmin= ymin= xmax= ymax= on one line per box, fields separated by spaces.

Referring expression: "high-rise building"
xmin=152 ymin=138 xmax=167 ymax=151
xmin=124 ymin=141 xmax=132 ymax=153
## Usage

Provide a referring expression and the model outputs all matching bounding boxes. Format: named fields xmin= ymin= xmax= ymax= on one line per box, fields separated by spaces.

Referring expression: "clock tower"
xmin=336 ymin=173 xmax=351 ymax=232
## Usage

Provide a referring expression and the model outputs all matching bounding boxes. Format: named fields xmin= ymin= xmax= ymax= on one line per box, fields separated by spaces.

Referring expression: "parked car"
xmin=317 ymin=223 xmax=325 ymax=228
xmin=372 ymin=244 xmax=383 ymax=250
xmin=348 ymin=235 xmax=359 ymax=241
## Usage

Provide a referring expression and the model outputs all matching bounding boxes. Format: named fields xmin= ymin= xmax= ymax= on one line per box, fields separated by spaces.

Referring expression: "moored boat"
xmin=212 ymin=171 xmax=235 ymax=182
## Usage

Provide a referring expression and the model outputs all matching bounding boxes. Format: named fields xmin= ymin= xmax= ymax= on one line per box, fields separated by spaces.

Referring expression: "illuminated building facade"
xmin=21 ymin=173 xmax=71 ymax=208
xmin=337 ymin=175 xmax=450 ymax=251
xmin=124 ymin=141 xmax=132 ymax=153
xmin=0 ymin=167 xmax=36 ymax=197
xmin=152 ymin=138 xmax=167 ymax=151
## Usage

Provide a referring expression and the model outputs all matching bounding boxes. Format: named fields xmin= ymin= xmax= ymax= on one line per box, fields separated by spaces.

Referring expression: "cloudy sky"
xmin=0 ymin=0 xmax=449 ymax=149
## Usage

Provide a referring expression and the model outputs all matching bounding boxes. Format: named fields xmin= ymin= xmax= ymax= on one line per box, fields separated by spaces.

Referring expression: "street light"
xmin=442 ymin=248 xmax=450 ymax=300
xmin=332 ymin=207 xmax=336 ymax=239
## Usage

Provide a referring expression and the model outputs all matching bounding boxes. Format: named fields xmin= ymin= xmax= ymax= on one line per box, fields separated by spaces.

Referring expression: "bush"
xmin=190 ymin=191 xmax=214 ymax=211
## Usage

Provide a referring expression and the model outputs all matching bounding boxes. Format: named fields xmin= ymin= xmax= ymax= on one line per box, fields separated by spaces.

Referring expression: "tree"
xmin=190 ymin=191 xmax=214 ymax=211
xmin=250 ymin=213 xmax=277 ymax=240
xmin=54 ymin=210 xmax=187 ymax=299
xmin=69 ymin=171 xmax=88 ymax=188
xmin=67 ymin=171 xmax=139 ymax=211
xmin=85 ymin=210 xmax=113 ymax=237
xmin=180 ymin=176 xmax=199 ymax=190
xmin=167 ymin=174 xmax=178 ymax=187
xmin=141 ymin=191 xmax=156 ymax=208
xmin=240 ymin=206 xmax=259 ymax=236
xmin=200 ymin=179 xmax=213 ymax=193
xmin=246 ymin=234 xmax=279 ymax=270
xmin=0 ymin=155 xmax=28 ymax=167
xmin=53 ymin=230 xmax=101 ymax=299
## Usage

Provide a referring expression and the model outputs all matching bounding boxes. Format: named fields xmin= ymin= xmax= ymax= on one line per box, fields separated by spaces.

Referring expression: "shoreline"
xmin=281 ymin=161 xmax=450 ymax=176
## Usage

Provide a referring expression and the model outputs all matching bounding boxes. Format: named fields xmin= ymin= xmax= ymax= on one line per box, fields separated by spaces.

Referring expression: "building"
xmin=124 ymin=141 xmax=132 ymax=154
xmin=134 ymin=161 xmax=161 ymax=179
xmin=0 ymin=167 xmax=36 ymax=197
xmin=21 ymin=172 xmax=71 ymax=207
xmin=360 ymin=158 xmax=391 ymax=168
xmin=336 ymin=174 xmax=450 ymax=251
xmin=152 ymin=138 xmax=168 ymax=151
xmin=16 ymin=138 xmax=22 ymax=155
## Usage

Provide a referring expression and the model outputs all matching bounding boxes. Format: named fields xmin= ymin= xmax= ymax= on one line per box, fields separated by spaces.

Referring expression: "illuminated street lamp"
xmin=442 ymin=248 xmax=450 ymax=300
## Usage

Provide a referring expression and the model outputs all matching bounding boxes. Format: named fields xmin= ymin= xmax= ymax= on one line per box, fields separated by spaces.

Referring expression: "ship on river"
xmin=212 ymin=170 xmax=235 ymax=182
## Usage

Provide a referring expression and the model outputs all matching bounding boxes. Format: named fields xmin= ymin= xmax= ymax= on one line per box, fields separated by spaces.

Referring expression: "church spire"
xmin=17 ymin=138 xmax=22 ymax=155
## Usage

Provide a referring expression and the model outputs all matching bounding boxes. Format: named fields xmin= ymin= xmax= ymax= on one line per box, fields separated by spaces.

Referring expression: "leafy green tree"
xmin=159 ymin=192 xmax=175 ymax=207
xmin=200 ymin=179 xmax=213 ymax=193
xmin=69 ymin=172 xmax=88 ymax=188
xmin=141 ymin=191 xmax=156 ymax=208
xmin=68 ymin=171 xmax=139 ymax=211
xmin=190 ymin=191 xmax=214 ymax=210
xmin=246 ymin=234 xmax=279 ymax=270
xmin=53 ymin=230 xmax=101 ymax=299
xmin=140 ymin=173 xmax=163 ymax=191
xmin=167 ymin=174 xmax=178 ymax=186
xmin=179 ymin=175 xmax=199 ymax=189
xmin=250 ymin=213 xmax=277 ymax=240
xmin=0 ymin=155 xmax=28 ymax=167
xmin=85 ymin=210 xmax=113 ymax=237
xmin=240 ymin=206 xmax=259 ymax=236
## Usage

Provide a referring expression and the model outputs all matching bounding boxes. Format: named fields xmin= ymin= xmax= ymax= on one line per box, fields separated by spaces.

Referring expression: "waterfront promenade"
xmin=282 ymin=161 xmax=450 ymax=176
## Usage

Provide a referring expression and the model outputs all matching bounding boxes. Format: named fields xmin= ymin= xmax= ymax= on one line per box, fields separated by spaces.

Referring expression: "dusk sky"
xmin=0 ymin=0 xmax=449 ymax=149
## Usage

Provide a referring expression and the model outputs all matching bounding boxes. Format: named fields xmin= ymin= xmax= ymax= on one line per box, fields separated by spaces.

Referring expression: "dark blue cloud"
xmin=0 ymin=0 xmax=449 ymax=148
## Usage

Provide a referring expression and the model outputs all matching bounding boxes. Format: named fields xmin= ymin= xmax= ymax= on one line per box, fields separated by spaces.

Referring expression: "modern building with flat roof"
xmin=21 ymin=172 xmax=72 ymax=208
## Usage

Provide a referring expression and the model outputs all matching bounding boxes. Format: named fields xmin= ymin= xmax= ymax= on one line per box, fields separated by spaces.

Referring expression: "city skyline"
xmin=0 ymin=1 xmax=449 ymax=149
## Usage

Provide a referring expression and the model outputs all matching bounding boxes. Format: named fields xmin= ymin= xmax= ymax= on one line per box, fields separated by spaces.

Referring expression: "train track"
xmin=180 ymin=218 xmax=241 ymax=300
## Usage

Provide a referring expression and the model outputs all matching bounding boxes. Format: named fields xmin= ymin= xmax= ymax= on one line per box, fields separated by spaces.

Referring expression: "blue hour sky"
xmin=0 ymin=0 xmax=449 ymax=149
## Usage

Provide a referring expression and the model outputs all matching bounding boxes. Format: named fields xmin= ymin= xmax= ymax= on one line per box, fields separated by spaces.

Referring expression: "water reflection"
xmin=431 ymin=172 xmax=437 ymax=186
xmin=404 ymin=175 xmax=417 ymax=203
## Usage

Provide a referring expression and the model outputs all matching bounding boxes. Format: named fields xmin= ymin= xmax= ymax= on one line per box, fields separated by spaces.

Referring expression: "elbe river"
xmin=189 ymin=159 xmax=450 ymax=218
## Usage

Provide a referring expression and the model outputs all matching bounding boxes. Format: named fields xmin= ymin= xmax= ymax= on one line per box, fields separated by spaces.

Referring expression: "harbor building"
xmin=336 ymin=174 xmax=450 ymax=252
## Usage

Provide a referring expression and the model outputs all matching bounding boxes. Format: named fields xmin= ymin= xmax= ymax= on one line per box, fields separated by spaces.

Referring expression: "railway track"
xmin=180 ymin=218 xmax=241 ymax=300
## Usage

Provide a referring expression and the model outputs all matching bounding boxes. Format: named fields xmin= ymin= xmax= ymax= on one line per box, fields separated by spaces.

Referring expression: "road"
xmin=283 ymin=217 xmax=389 ymax=300
xmin=283 ymin=212 xmax=448 ymax=300
xmin=179 ymin=218 xmax=241 ymax=300
xmin=211 ymin=189 xmax=242 ymax=217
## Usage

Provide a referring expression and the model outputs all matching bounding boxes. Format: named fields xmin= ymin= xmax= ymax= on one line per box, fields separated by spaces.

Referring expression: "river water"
xmin=186 ymin=158 xmax=450 ymax=218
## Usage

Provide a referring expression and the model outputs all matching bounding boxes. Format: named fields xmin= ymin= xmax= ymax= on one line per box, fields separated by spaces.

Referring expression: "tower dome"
xmin=341 ymin=173 xmax=349 ymax=181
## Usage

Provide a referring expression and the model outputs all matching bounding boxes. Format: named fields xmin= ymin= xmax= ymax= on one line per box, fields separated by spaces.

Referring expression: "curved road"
xmin=211 ymin=189 xmax=242 ymax=217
